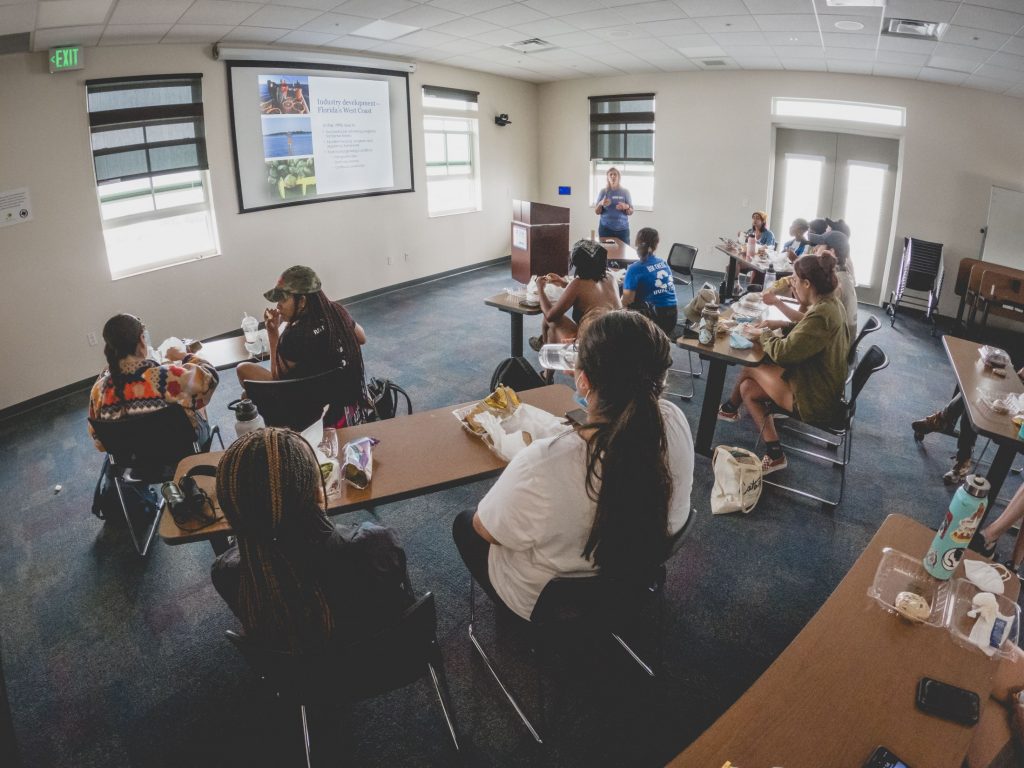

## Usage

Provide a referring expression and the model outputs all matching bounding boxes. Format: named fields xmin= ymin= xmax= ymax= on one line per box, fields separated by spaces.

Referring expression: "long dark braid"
xmin=577 ymin=310 xmax=674 ymax=576
xmin=101 ymin=314 xmax=143 ymax=395
xmin=217 ymin=427 xmax=336 ymax=652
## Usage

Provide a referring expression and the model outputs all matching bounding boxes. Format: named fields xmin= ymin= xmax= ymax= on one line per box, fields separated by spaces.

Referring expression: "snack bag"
xmin=341 ymin=436 xmax=379 ymax=489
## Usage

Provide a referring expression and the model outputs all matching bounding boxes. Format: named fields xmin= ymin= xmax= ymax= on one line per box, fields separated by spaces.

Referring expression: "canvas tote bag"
xmin=711 ymin=445 xmax=763 ymax=514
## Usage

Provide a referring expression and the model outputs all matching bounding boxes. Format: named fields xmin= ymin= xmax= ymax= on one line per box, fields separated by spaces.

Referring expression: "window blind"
xmin=589 ymin=93 xmax=655 ymax=162
xmin=86 ymin=74 xmax=208 ymax=184
xmin=422 ymin=85 xmax=479 ymax=103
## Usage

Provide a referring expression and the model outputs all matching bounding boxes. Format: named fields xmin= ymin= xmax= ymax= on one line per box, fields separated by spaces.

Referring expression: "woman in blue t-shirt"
xmin=622 ymin=228 xmax=678 ymax=337
xmin=593 ymin=167 xmax=633 ymax=243
xmin=742 ymin=210 xmax=776 ymax=247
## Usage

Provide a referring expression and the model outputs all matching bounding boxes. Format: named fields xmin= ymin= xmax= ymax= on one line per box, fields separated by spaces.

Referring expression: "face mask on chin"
xmin=573 ymin=373 xmax=590 ymax=410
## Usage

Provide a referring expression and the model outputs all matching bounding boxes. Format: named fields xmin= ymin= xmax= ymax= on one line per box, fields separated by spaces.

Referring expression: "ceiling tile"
xmin=408 ymin=47 xmax=451 ymax=60
xmin=952 ymin=5 xmax=1024 ymax=34
xmin=873 ymin=63 xmax=922 ymax=77
xmin=617 ymin=1 xmax=686 ymax=23
xmin=299 ymin=12 xmax=368 ymax=34
xmin=367 ymin=39 xmax=420 ymax=53
xmin=964 ymin=75 xmax=1011 ymax=92
xmin=696 ymin=14 xmax=759 ymax=33
xmin=241 ymin=5 xmax=321 ymax=28
xmin=473 ymin=3 xmax=547 ymax=27
xmin=37 ymin=0 xmax=113 ymax=28
xmin=335 ymin=0 xmax=418 ymax=19
xmin=825 ymin=46 xmax=877 ymax=61
xmin=652 ymin=56 xmax=698 ymax=70
xmin=775 ymin=46 xmax=824 ymax=59
xmin=179 ymin=1 xmax=259 ymax=26
xmin=926 ymin=55 xmax=980 ymax=72
xmin=471 ymin=26 xmax=526 ymax=44
xmin=110 ymin=0 xmax=193 ymax=25
xmin=555 ymin=10 xmax=631 ymax=29
xmin=429 ymin=16 xmax=497 ymax=37
xmin=754 ymin=14 xmax=820 ymax=32
xmin=678 ymin=44 xmax=723 ymax=56
xmin=933 ymin=40 xmax=995 ymax=62
xmin=385 ymin=4 xmax=459 ymax=28
xmin=266 ymin=0 xmax=343 ymax=13
xmin=222 ymin=25 xmax=293 ymax=42
xmin=812 ymin=0 xmax=882 ymax=17
xmin=163 ymin=24 xmax=236 ymax=41
xmin=970 ymin=0 xmax=1024 ymax=11
xmin=742 ymin=0 xmax=809 ymax=13
xmin=719 ymin=43 xmax=773 ymax=56
xmin=918 ymin=65 xmax=968 ymax=83
xmin=638 ymin=17 xmax=701 ymax=35
xmin=693 ymin=56 xmax=739 ymax=69
xmin=827 ymin=59 xmax=872 ymax=73
xmin=782 ymin=58 xmax=826 ymax=70
xmin=974 ymin=62 xmax=1024 ymax=81
xmin=763 ymin=30 xmax=821 ymax=46
xmin=589 ymin=25 xmax=650 ymax=42
xmin=0 ymin=3 xmax=35 ymax=35
xmin=32 ymin=23 xmax=102 ymax=47
xmin=882 ymin=0 xmax=959 ymax=24
xmin=674 ymin=0 xmax=748 ymax=17
xmin=392 ymin=27 xmax=453 ymax=46
xmin=874 ymin=49 xmax=928 ymax=65
xmin=821 ymin=14 xmax=880 ymax=34
xmin=940 ymin=24 xmax=1009 ymax=50
xmin=431 ymin=35 xmax=488 ymax=52
xmin=542 ymin=29 xmax=602 ymax=47
xmin=733 ymin=56 xmax=782 ymax=69
xmin=877 ymin=34 xmax=936 ymax=54
xmin=427 ymin=0 xmax=508 ymax=14
xmin=273 ymin=28 xmax=338 ymax=43
xmin=821 ymin=32 xmax=878 ymax=49
xmin=710 ymin=30 xmax=766 ymax=46
xmin=100 ymin=22 xmax=172 ymax=43
xmin=521 ymin=0 xmax=599 ymax=15
xmin=660 ymin=32 xmax=716 ymax=48
xmin=1000 ymin=35 xmax=1024 ymax=56
xmin=509 ymin=17 xmax=577 ymax=36
xmin=987 ymin=51 xmax=1024 ymax=71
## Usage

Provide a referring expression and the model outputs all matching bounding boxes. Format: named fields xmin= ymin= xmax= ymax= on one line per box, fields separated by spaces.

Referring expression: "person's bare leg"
xmin=980 ymin=484 xmax=1024 ymax=549
xmin=548 ymin=318 xmax=578 ymax=344
xmin=236 ymin=361 xmax=273 ymax=391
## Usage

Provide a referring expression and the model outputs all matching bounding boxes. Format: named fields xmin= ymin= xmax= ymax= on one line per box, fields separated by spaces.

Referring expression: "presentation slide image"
xmin=259 ymin=74 xmax=310 ymax=115
xmin=265 ymin=157 xmax=316 ymax=200
xmin=261 ymin=115 xmax=313 ymax=159
xmin=309 ymin=77 xmax=394 ymax=195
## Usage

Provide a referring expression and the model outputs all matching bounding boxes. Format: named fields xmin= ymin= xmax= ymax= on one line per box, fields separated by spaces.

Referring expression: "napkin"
xmin=474 ymin=403 xmax=573 ymax=462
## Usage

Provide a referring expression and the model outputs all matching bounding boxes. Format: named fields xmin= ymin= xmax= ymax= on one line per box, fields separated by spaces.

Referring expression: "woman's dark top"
xmin=211 ymin=521 xmax=413 ymax=646
xmin=277 ymin=301 xmax=361 ymax=381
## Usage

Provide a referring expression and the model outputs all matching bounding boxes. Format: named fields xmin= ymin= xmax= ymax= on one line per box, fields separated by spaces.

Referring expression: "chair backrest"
xmin=956 ymin=257 xmax=983 ymax=296
xmin=848 ymin=315 xmax=881 ymax=364
xmin=88 ymin=405 xmax=199 ymax=470
xmin=850 ymin=344 xmax=888 ymax=406
xmin=226 ymin=592 xmax=438 ymax=706
xmin=903 ymin=237 xmax=943 ymax=291
xmin=667 ymin=243 xmax=698 ymax=276
xmin=245 ymin=366 xmax=351 ymax=430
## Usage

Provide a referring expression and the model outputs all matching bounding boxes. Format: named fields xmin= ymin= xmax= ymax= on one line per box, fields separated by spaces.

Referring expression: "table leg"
xmin=695 ymin=358 xmax=728 ymax=457
xmin=982 ymin=443 xmax=1017 ymax=527
xmin=209 ymin=533 xmax=231 ymax=556
xmin=956 ymin=292 xmax=967 ymax=328
xmin=725 ymin=256 xmax=737 ymax=299
xmin=510 ymin=313 xmax=524 ymax=358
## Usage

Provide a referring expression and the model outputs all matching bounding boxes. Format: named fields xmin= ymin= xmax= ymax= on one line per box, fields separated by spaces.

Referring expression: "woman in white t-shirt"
xmin=452 ymin=310 xmax=694 ymax=621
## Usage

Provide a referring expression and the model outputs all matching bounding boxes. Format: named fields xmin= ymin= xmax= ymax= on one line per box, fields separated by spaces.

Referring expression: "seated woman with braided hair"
xmin=718 ymin=251 xmax=849 ymax=474
xmin=211 ymin=428 xmax=412 ymax=651
xmin=453 ymin=310 xmax=694 ymax=621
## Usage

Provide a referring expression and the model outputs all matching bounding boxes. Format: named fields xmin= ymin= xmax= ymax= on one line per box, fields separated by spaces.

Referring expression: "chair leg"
xmin=467 ymin=579 xmax=544 ymax=744
xmin=427 ymin=653 xmax=461 ymax=754
xmin=300 ymin=705 xmax=312 ymax=768
xmin=113 ymin=477 xmax=160 ymax=557
xmin=611 ymin=633 xmax=655 ymax=677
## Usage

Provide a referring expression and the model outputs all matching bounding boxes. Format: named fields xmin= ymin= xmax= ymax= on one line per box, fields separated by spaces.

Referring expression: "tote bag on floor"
xmin=711 ymin=445 xmax=763 ymax=515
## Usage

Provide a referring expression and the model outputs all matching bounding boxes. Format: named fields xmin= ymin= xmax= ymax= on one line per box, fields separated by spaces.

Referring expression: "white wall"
xmin=0 ymin=45 xmax=538 ymax=410
xmin=536 ymin=70 xmax=1024 ymax=314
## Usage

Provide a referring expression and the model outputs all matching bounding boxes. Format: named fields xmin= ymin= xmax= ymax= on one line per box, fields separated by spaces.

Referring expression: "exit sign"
xmin=48 ymin=46 xmax=83 ymax=73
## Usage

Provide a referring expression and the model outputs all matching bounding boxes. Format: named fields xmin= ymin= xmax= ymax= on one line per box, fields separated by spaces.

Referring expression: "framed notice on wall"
xmin=512 ymin=225 xmax=527 ymax=251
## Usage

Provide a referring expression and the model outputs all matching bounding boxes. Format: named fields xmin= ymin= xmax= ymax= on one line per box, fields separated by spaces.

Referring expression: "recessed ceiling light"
xmin=350 ymin=20 xmax=419 ymax=41
xmin=834 ymin=20 xmax=865 ymax=31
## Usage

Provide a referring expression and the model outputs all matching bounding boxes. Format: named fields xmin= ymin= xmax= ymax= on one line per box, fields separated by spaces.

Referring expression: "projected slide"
xmin=229 ymin=63 xmax=412 ymax=212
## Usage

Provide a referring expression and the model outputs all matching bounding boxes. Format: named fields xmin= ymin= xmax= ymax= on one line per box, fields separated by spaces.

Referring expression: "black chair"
xmin=88 ymin=406 xmax=221 ymax=555
xmin=245 ymin=366 xmax=354 ymax=431
xmin=467 ymin=514 xmax=693 ymax=744
xmin=666 ymin=243 xmax=699 ymax=300
xmin=757 ymin=345 xmax=888 ymax=509
xmin=226 ymin=592 xmax=460 ymax=767
xmin=848 ymin=315 xmax=881 ymax=366
xmin=887 ymin=237 xmax=944 ymax=333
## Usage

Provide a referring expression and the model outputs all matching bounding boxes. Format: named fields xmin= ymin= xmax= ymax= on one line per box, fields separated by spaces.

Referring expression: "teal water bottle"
xmin=923 ymin=474 xmax=990 ymax=580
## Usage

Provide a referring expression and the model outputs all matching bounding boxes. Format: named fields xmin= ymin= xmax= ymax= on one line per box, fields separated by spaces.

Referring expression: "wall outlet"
xmin=386 ymin=254 xmax=393 ymax=265
xmin=86 ymin=332 xmax=98 ymax=346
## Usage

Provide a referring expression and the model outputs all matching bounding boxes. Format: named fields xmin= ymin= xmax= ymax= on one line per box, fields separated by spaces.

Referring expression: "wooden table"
xmin=954 ymin=258 xmax=1024 ymax=329
xmin=944 ymin=335 xmax=1024 ymax=514
xmin=484 ymin=291 xmax=543 ymax=358
xmin=669 ymin=513 xmax=1020 ymax=768
xmin=159 ymin=384 xmax=578 ymax=549
xmin=195 ymin=335 xmax=267 ymax=370
xmin=597 ymin=236 xmax=638 ymax=266
xmin=717 ymin=242 xmax=793 ymax=298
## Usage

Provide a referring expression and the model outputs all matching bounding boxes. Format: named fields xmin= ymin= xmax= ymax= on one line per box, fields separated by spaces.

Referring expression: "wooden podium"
xmin=511 ymin=200 xmax=570 ymax=283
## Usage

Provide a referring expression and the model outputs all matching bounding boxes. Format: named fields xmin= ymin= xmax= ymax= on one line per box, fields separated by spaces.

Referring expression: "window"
xmin=772 ymin=97 xmax=905 ymax=128
xmin=589 ymin=93 xmax=655 ymax=210
xmin=87 ymin=74 xmax=219 ymax=280
xmin=422 ymin=86 xmax=481 ymax=217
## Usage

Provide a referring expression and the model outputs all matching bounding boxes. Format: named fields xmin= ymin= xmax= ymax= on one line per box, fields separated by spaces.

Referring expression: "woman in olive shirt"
xmin=718 ymin=252 xmax=849 ymax=473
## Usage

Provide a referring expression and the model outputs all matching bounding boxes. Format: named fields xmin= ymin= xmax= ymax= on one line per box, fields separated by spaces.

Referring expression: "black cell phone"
xmin=915 ymin=677 xmax=979 ymax=726
xmin=565 ymin=408 xmax=588 ymax=427
xmin=863 ymin=745 xmax=910 ymax=768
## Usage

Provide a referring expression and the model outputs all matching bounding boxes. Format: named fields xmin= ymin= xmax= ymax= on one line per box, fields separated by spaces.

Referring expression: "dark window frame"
xmin=589 ymin=93 xmax=655 ymax=163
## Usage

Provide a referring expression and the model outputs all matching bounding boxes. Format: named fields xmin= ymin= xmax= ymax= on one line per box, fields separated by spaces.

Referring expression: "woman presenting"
xmin=594 ymin=167 xmax=633 ymax=243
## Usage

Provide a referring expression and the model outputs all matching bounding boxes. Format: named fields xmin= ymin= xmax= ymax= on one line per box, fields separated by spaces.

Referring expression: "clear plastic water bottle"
xmin=746 ymin=235 xmax=756 ymax=259
xmin=923 ymin=474 xmax=990 ymax=580
xmin=764 ymin=266 xmax=776 ymax=294
xmin=228 ymin=398 xmax=264 ymax=440
xmin=538 ymin=343 xmax=578 ymax=371
xmin=241 ymin=313 xmax=259 ymax=344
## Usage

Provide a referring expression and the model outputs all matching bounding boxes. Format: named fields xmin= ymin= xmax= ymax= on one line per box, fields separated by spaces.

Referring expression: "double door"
xmin=770 ymin=128 xmax=899 ymax=303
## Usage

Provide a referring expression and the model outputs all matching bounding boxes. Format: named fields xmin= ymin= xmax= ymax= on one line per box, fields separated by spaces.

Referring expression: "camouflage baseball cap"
xmin=264 ymin=265 xmax=322 ymax=301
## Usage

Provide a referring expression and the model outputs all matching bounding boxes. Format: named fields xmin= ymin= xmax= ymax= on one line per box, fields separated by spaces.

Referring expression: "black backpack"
xmin=363 ymin=377 xmax=412 ymax=421
xmin=489 ymin=357 xmax=545 ymax=393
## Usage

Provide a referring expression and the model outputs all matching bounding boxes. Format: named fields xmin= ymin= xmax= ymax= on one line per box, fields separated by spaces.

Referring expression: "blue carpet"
xmin=1 ymin=263 xmax=1020 ymax=766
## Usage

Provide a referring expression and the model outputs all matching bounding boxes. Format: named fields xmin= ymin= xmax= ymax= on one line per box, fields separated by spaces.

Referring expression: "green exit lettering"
xmin=48 ymin=46 xmax=83 ymax=73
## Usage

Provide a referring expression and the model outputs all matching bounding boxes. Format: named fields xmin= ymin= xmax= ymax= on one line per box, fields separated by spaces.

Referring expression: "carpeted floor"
xmin=2 ymin=263 xmax=1022 ymax=767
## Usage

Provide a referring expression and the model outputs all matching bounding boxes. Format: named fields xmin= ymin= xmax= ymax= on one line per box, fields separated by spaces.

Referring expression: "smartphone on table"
xmin=862 ymin=745 xmax=909 ymax=768
xmin=915 ymin=677 xmax=980 ymax=726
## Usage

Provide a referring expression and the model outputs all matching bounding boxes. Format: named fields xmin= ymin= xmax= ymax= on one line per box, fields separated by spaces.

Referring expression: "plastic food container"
xmin=869 ymin=548 xmax=1021 ymax=659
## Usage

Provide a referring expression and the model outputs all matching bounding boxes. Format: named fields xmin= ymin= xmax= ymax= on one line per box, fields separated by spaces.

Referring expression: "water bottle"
xmin=923 ymin=474 xmax=990 ymax=580
xmin=764 ymin=266 xmax=776 ymax=294
xmin=746 ymin=235 xmax=756 ymax=259
xmin=228 ymin=398 xmax=264 ymax=440
xmin=538 ymin=343 xmax=578 ymax=371
xmin=241 ymin=313 xmax=259 ymax=344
